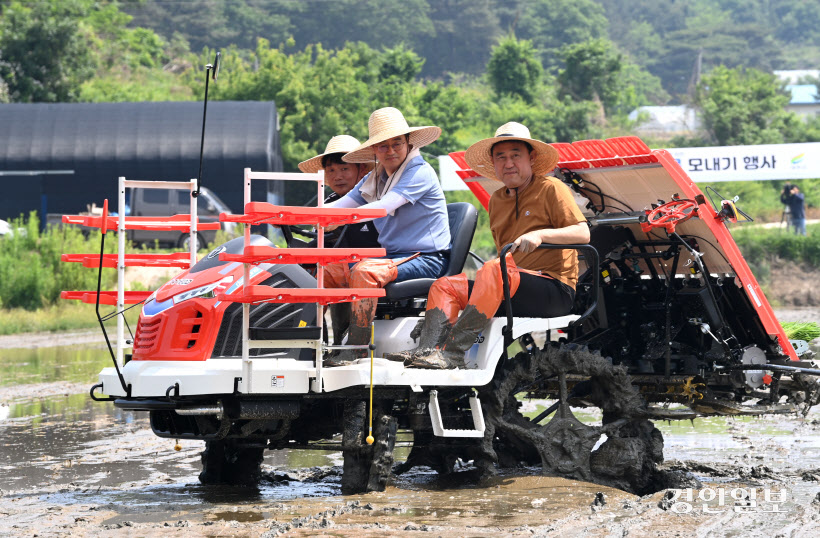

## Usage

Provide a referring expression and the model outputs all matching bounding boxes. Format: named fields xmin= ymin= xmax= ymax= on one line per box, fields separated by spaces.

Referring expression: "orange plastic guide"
xmin=220 ymin=202 xmax=386 ymax=227
xmin=62 ymin=213 xmax=220 ymax=231
xmin=217 ymin=286 xmax=385 ymax=305
xmin=219 ymin=246 xmax=387 ymax=266
xmin=61 ymin=252 xmax=193 ymax=268
xmin=101 ymin=199 xmax=109 ymax=234
xmin=60 ymin=290 xmax=153 ymax=305
xmin=61 ymin=197 xmax=198 ymax=307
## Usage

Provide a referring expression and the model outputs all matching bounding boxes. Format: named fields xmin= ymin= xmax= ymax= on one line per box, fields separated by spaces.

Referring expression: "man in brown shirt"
xmin=388 ymin=122 xmax=589 ymax=369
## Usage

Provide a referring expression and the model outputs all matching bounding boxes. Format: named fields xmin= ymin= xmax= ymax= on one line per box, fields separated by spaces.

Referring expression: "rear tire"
xmin=198 ymin=439 xmax=265 ymax=486
xmin=477 ymin=343 xmax=664 ymax=494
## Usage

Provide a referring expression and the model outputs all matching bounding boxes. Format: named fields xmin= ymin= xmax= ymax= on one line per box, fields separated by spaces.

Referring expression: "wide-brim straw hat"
xmin=298 ymin=135 xmax=375 ymax=173
xmin=343 ymin=107 xmax=441 ymax=163
xmin=464 ymin=122 xmax=560 ymax=181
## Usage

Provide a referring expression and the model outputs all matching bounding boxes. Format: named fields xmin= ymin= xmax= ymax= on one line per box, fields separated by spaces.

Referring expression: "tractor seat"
xmin=384 ymin=202 xmax=478 ymax=300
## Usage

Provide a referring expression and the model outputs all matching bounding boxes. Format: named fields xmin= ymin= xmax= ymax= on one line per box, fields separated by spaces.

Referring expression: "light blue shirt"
xmin=347 ymin=156 xmax=451 ymax=254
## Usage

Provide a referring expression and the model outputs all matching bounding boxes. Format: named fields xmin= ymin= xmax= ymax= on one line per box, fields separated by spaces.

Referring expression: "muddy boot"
xmin=407 ymin=305 xmax=489 ymax=369
xmin=324 ymin=324 xmax=370 ymax=367
xmin=329 ymin=303 xmax=350 ymax=346
xmin=383 ymin=308 xmax=453 ymax=363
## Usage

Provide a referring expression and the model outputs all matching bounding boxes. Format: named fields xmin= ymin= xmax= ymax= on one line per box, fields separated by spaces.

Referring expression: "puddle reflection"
xmin=1 ymin=344 xmax=111 ymax=388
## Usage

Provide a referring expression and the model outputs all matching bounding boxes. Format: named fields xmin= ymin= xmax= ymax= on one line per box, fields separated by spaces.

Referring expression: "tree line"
xmin=2 ymin=0 xmax=820 ymax=173
xmin=119 ymin=0 xmax=820 ymax=98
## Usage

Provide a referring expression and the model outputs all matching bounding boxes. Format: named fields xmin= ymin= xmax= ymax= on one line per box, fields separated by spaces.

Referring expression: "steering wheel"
xmin=275 ymin=224 xmax=317 ymax=247
xmin=643 ymin=198 xmax=697 ymax=234
xmin=280 ymin=224 xmax=349 ymax=248
xmin=275 ymin=223 xmax=295 ymax=247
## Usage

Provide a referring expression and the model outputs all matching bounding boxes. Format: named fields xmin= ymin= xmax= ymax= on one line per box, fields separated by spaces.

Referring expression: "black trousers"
xmin=467 ymin=272 xmax=575 ymax=318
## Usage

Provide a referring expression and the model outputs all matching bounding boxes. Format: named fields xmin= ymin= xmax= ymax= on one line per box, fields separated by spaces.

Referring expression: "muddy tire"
xmin=341 ymin=400 xmax=397 ymax=494
xmin=476 ymin=343 xmax=665 ymax=494
xmin=198 ymin=439 xmax=265 ymax=486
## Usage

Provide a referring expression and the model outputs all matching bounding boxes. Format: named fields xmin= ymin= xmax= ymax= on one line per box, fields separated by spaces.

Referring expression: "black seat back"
xmin=383 ymin=202 xmax=478 ymax=300
xmin=442 ymin=202 xmax=478 ymax=276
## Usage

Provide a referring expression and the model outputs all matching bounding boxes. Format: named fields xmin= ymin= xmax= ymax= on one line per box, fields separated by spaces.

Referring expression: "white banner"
xmin=438 ymin=142 xmax=820 ymax=190
xmin=667 ymin=142 xmax=820 ymax=182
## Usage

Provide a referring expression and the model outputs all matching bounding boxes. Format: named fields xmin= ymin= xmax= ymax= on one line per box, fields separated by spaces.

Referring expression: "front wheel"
xmin=199 ymin=439 xmax=265 ymax=486
xmin=341 ymin=400 xmax=397 ymax=494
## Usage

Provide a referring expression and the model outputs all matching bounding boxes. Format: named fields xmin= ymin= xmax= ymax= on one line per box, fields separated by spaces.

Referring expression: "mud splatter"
xmin=413 ymin=343 xmax=671 ymax=495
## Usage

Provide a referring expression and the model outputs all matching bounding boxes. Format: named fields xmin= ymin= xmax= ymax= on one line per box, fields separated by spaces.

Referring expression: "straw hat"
xmin=343 ymin=107 xmax=441 ymax=163
xmin=464 ymin=122 xmax=560 ymax=181
xmin=298 ymin=135 xmax=375 ymax=173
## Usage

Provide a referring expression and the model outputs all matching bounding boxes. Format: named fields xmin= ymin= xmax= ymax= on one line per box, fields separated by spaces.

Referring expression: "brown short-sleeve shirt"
xmin=489 ymin=176 xmax=587 ymax=289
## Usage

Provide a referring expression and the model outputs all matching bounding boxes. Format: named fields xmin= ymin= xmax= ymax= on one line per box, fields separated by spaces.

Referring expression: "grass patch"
xmin=731 ymin=222 xmax=820 ymax=287
xmin=0 ymin=301 xmax=140 ymax=336
xmin=0 ymin=212 xmax=156 ymax=335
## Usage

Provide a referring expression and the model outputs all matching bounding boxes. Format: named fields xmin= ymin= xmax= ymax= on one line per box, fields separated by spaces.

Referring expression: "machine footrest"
xmin=429 ymin=389 xmax=486 ymax=438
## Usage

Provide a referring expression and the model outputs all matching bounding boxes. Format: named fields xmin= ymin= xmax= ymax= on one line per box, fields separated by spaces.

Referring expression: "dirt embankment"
xmin=767 ymin=260 xmax=820 ymax=308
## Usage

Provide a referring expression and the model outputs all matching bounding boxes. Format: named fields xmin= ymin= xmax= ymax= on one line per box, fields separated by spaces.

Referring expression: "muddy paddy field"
xmin=2 ymin=310 xmax=820 ymax=537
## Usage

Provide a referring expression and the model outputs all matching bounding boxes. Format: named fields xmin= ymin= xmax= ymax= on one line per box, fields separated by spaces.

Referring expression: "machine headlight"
xmin=172 ymin=276 xmax=234 ymax=304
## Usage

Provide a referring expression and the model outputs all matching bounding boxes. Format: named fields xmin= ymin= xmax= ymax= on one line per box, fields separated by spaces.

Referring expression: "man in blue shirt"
xmin=323 ymin=107 xmax=451 ymax=366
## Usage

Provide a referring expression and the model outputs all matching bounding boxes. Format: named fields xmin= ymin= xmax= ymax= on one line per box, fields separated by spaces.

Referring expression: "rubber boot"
xmin=329 ymin=303 xmax=350 ymax=346
xmin=407 ymin=305 xmax=490 ymax=369
xmin=324 ymin=297 xmax=376 ymax=367
xmin=383 ymin=308 xmax=453 ymax=362
xmin=324 ymin=323 xmax=370 ymax=367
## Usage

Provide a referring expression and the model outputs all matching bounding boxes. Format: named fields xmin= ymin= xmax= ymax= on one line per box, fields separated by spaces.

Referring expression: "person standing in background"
xmin=782 ymin=184 xmax=806 ymax=236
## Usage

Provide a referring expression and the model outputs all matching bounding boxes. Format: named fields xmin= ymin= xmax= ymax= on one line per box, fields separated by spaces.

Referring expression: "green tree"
xmin=378 ymin=44 xmax=425 ymax=82
xmin=517 ymin=0 xmax=608 ymax=69
xmin=0 ymin=0 xmax=95 ymax=102
xmin=618 ymin=21 xmax=664 ymax=68
xmin=694 ymin=65 xmax=799 ymax=146
xmin=557 ymin=39 xmax=624 ymax=116
xmin=421 ymin=0 xmax=501 ymax=76
xmin=486 ymin=35 xmax=543 ymax=103
xmin=661 ymin=23 xmax=782 ymax=98
xmin=202 ymin=40 xmax=420 ymax=170
xmin=415 ymin=81 xmax=480 ymax=157
xmin=285 ymin=0 xmax=434 ymax=57
xmin=600 ymin=0 xmax=820 ymax=98
xmin=476 ymin=78 xmax=595 ymax=146
xmin=600 ymin=0 xmax=687 ymax=38
xmin=78 ymin=2 xmax=194 ymax=102
xmin=123 ymin=0 xmax=297 ymax=53
xmin=618 ymin=62 xmax=670 ymax=108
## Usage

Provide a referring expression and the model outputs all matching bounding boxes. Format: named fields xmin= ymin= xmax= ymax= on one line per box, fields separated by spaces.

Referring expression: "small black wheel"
xmin=198 ymin=439 xmax=265 ymax=486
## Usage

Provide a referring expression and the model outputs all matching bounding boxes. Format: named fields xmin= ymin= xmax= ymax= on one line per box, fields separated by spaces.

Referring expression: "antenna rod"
xmin=194 ymin=63 xmax=212 ymax=198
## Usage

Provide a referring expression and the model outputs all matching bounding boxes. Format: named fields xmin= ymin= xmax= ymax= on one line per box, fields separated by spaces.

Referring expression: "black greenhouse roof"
xmin=0 ymin=101 xmax=282 ymax=220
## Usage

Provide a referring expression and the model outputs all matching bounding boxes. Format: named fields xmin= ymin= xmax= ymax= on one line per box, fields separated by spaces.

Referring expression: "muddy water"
xmin=0 ymin=343 xmax=110 ymax=386
xmin=2 ymin=344 xmax=820 ymax=536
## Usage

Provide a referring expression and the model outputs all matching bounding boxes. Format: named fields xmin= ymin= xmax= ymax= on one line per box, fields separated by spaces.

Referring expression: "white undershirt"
xmin=326 ymin=191 xmax=409 ymax=223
